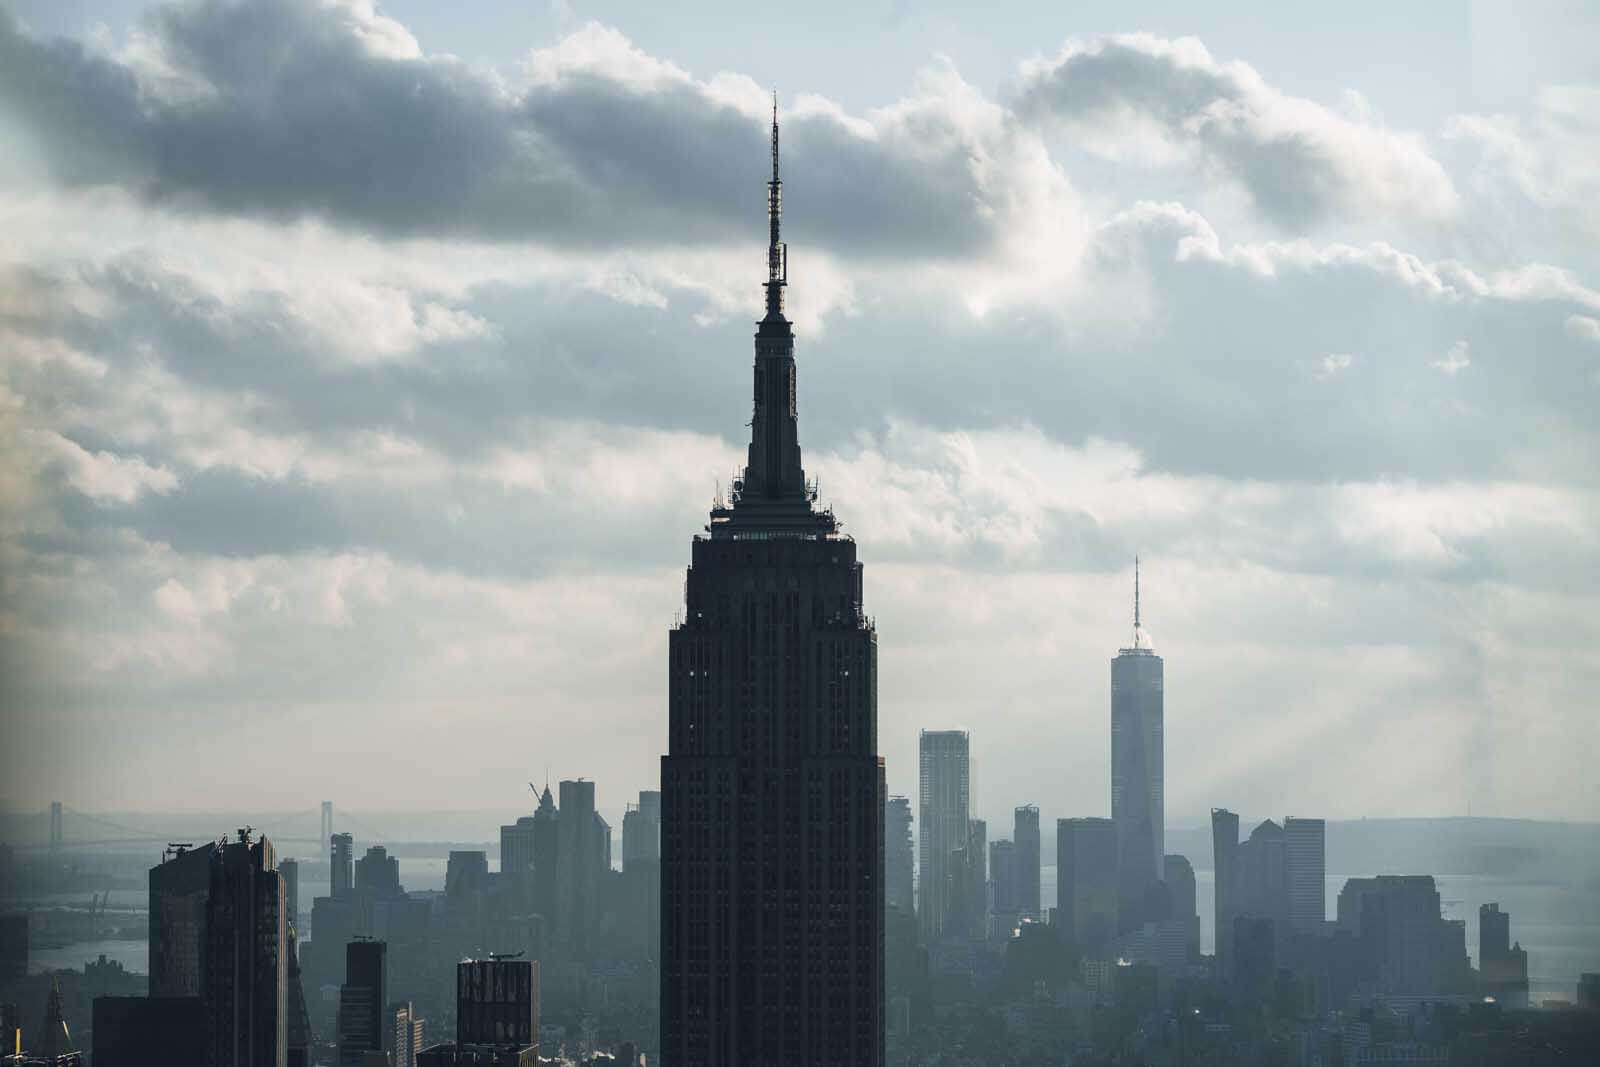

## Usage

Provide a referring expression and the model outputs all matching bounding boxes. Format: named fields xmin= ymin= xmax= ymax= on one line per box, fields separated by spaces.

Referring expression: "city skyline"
xmin=3 ymin=0 xmax=1600 ymax=832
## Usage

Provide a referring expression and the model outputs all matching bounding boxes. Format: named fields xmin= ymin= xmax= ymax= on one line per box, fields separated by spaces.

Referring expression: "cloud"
xmin=23 ymin=427 xmax=179 ymax=503
xmin=1432 ymin=339 xmax=1471 ymax=375
xmin=2 ymin=1 xmax=1599 ymax=819
xmin=1315 ymin=353 xmax=1354 ymax=380
xmin=0 ymin=1 xmax=1076 ymax=258
xmin=1563 ymin=314 xmax=1600 ymax=345
xmin=1013 ymin=34 xmax=1459 ymax=229
xmin=1445 ymin=84 xmax=1600 ymax=245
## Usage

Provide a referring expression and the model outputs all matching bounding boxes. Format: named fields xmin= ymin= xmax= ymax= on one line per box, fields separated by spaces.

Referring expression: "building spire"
xmin=764 ymin=92 xmax=786 ymax=322
xmin=1134 ymin=555 xmax=1141 ymax=631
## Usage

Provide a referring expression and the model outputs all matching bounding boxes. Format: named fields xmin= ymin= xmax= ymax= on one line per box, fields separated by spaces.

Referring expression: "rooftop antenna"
xmin=1134 ymin=555 xmax=1141 ymax=632
xmin=764 ymin=91 xmax=786 ymax=321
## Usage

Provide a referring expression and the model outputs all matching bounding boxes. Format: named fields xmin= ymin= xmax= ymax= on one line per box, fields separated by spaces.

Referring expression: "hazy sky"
xmin=1 ymin=0 xmax=1597 ymax=835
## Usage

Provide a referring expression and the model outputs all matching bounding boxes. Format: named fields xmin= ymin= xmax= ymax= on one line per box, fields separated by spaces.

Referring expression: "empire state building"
xmin=660 ymin=103 xmax=885 ymax=1066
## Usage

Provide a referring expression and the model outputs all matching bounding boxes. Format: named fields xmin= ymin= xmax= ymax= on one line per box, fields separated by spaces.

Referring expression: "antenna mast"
xmin=765 ymin=92 xmax=786 ymax=320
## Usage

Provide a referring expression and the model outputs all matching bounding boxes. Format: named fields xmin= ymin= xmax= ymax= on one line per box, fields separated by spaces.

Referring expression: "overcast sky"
xmin=1 ymin=0 xmax=1597 ymax=835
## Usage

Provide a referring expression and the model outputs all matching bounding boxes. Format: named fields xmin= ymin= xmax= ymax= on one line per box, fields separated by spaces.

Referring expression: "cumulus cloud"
xmin=0 ymin=1 xmax=1075 ymax=258
xmin=1013 ymin=34 xmax=1459 ymax=229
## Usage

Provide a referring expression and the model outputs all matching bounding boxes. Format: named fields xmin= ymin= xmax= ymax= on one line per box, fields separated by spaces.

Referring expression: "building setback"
xmin=660 ymin=101 xmax=883 ymax=1066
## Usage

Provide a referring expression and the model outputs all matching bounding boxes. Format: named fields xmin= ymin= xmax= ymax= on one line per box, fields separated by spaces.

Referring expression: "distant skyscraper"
xmin=321 ymin=803 xmax=333 ymax=850
xmin=1283 ymin=817 xmax=1326 ymax=929
xmin=965 ymin=818 xmax=988 ymax=938
xmin=499 ymin=814 xmax=537 ymax=908
xmin=1057 ymin=818 xmax=1118 ymax=956
xmin=204 ymin=830 xmax=286 ymax=1067
xmin=1014 ymin=805 xmax=1040 ymax=920
xmin=885 ymin=797 xmax=915 ymax=919
xmin=1112 ymin=559 xmax=1163 ymax=931
xmin=1479 ymin=902 xmax=1529 ymax=1007
xmin=556 ymin=779 xmax=602 ymax=957
xmin=353 ymin=847 xmax=401 ymax=899
xmin=1163 ymin=854 xmax=1199 ymax=959
xmin=1211 ymin=808 xmax=1240 ymax=976
xmin=1235 ymin=819 xmax=1288 ymax=927
xmin=338 ymin=940 xmax=387 ymax=1067
xmin=989 ymin=839 xmax=1016 ymax=922
xmin=279 ymin=859 xmax=299 ymax=933
xmin=49 ymin=802 xmax=62 ymax=852
xmin=919 ymin=730 xmax=970 ymax=943
xmin=661 ymin=103 xmax=883 ymax=1066
xmin=1338 ymin=875 xmax=1469 ymax=994
xmin=149 ymin=842 xmax=217 ymax=998
xmin=446 ymin=851 xmax=489 ymax=902
xmin=330 ymin=833 xmax=353 ymax=900
xmin=622 ymin=791 xmax=661 ymax=870
xmin=530 ymin=785 xmax=559 ymax=925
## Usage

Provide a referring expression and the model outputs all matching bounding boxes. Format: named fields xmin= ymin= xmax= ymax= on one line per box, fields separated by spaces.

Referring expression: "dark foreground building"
xmin=660 ymin=102 xmax=884 ymax=1066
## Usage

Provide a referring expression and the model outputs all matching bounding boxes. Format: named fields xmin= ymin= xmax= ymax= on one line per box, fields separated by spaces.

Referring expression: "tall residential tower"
xmin=918 ymin=730 xmax=970 ymax=944
xmin=660 ymin=101 xmax=883 ymax=1066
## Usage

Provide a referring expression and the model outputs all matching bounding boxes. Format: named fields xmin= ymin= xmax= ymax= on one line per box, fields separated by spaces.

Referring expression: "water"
xmin=1041 ymin=866 xmax=1599 ymax=1003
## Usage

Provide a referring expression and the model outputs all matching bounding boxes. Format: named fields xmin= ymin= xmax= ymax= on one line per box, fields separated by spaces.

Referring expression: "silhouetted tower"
xmin=1211 ymin=808 xmax=1240 ymax=976
xmin=1112 ymin=558 xmax=1163 ymax=930
xmin=320 ymin=803 xmax=333 ymax=850
xmin=661 ymin=98 xmax=883 ymax=1066
xmin=49 ymin=802 xmax=62 ymax=851
xmin=330 ymin=833 xmax=353 ymax=900
xmin=1014 ymin=805 xmax=1040 ymax=920
xmin=204 ymin=829 xmax=287 ymax=1067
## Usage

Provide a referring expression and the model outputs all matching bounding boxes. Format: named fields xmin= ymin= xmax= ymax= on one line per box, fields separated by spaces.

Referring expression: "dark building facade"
xmin=330 ymin=834 xmax=354 ymax=900
xmin=1163 ymin=853 xmax=1199 ymax=959
xmin=1478 ymin=902 xmax=1529 ymax=1006
xmin=884 ymin=797 xmax=914 ymax=921
xmin=456 ymin=958 xmax=538 ymax=1048
xmin=989 ymin=839 xmax=1016 ymax=924
xmin=1111 ymin=561 xmax=1163 ymax=931
xmin=92 ymin=996 xmax=205 ymax=1067
xmin=660 ymin=103 xmax=883 ymax=1066
xmin=1013 ymin=805 xmax=1040 ymax=921
xmin=148 ymin=842 xmax=216 ymax=998
xmin=354 ymin=847 xmax=402 ymax=900
xmin=204 ymin=831 xmax=287 ymax=1067
xmin=1211 ymin=808 xmax=1240 ymax=977
xmin=1057 ymin=818 xmax=1118 ymax=957
xmin=338 ymin=940 xmax=387 ymax=1067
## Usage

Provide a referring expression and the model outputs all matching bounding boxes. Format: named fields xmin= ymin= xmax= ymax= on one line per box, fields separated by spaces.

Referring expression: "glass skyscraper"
xmin=1112 ymin=559 xmax=1164 ymax=930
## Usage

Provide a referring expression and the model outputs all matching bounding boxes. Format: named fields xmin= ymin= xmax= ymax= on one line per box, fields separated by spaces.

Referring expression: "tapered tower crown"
xmin=712 ymin=95 xmax=834 ymax=533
